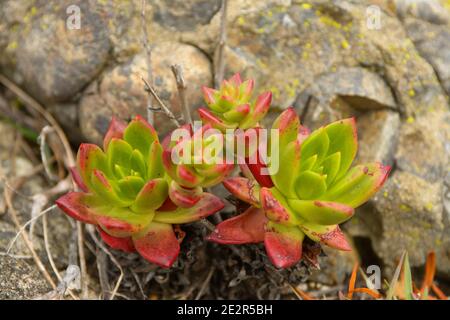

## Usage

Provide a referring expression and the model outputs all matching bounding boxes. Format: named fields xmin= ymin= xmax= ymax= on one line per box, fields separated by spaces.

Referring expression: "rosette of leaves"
xmin=162 ymin=124 xmax=234 ymax=207
xmin=208 ymin=108 xmax=391 ymax=268
xmin=198 ymin=73 xmax=272 ymax=131
xmin=56 ymin=116 xmax=223 ymax=268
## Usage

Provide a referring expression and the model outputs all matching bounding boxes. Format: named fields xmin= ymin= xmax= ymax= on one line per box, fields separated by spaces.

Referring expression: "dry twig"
xmin=171 ymin=64 xmax=192 ymax=126
xmin=214 ymin=0 xmax=228 ymax=87
xmin=141 ymin=0 xmax=155 ymax=125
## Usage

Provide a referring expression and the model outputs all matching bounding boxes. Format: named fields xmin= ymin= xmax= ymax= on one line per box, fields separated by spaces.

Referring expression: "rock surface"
xmin=79 ymin=42 xmax=213 ymax=144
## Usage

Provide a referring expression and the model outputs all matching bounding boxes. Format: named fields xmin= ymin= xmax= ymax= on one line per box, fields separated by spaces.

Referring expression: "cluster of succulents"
xmin=56 ymin=73 xmax=390 ymax=269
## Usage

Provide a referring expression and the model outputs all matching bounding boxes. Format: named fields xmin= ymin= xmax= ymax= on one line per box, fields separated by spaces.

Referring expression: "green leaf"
xmin=117 ymin=176 xmax=145 ymax=199
xmin=271 ymin=107 xmax=300 ymax=149
xmin=294 ymin=171 xmax=327 ymax=200
xmin=148 ymin=141 xmax=165 ymax=179
xmin=107 ymin=139 xmax=133 ymax=175
xmin=300 ymin=127 xmax=330 ymax=165
xmin=123 ymin=116 xmax=158 ymax=157
xmin=131 ymin=178 xmax=168 ymax=214
xmin=386 ymin=251 xmax=407 ymax=300
xmin=403 ymin=252 xmax=414 ymax=300
xmin=300 ymin=155 xmax=317 ymax=172
xmin=260 ymin=187 xmax=303 ymax=226
xmin=129 ymin=149 xmax=146 ymax=178
xmin=322 ymin=163 xmax=390 ymax=208
xmin=90 ymin=169 xmax=133 ymax=207
xmin=324 ymin=118 xmax=357 ymax=180
xmin=94 ymin=203 xmax=154 ymax=238
xmin=321 ymin=152 xmax=341 ymax=185
xmin=287 ymin=199 xmax=354 ymax=225
xmin=76 ymin=144 xmax=109 ymax=192
xmin=272 ymin=140 xmax=301 ymax=199
xmin=154 ymin=192 xmax=223 ymax=224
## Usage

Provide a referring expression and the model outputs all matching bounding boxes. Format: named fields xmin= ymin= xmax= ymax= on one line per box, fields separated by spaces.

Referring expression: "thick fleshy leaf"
xmin=77 ymin=143 xmax=109 ymax=191
xmin=97 ymin=206 xmax=154 ymax=238
xmin=271 ymin=107 xmax=299 ymax=148
xmin=295 ymin=171 xmax=327 ymax=200
xmin=132 ymin=222 xmax=180 ymax=268
xmin=300 ymin=127 xmax=330 ymax=166
xmin=264 ymin=222 xmax=304 ymax=269
xmin=131 ymin=178 xmax=168 ymax=213
xmin=91 ymin=169 xmax=133 ymax=207
xmin=240 ymin=91 xmax=272 ymax=129
xmin=198 ymin=108 xmax=237 ymax=131
xmin=103 ymin=117 xmax=127 ymax=151
xmin=260 ymin=187 xmax=302 ymax=226
xmin=69 ymin=167 xmax=88 ymax=192
xmin=223 ymin=104 xmax=250 ymax=122
xmin=323 ymin=163 xmax=391 ymax=208
xmin=300 ymin=155 xmax=317 ymax=172
xmin=202 ymin=86 xmax=218 ymax=106
xmin=287 ymin=199 xmax=354 ymax=225
xmin=222 ymin=177 xmax=261 ymax=208
xmin=55 ymin=192 xmax=98 ymax=224
xmin=176 ymin=164 xmax=205 ymax=188
xmin=245 ymin=154 xmax=274 ymax=188
xmin=272 ymin=139 xmax=301 ymax=198
xmin=168 ymin=181 xmax=202 ymax=208
xmin=207 ymin=207 xmax=267 ymax=244
xmin=324 ymin=118 xmax=357 ymax=180
xmin=116 ymin=176 xmax=145 ymax=199
xmin=129 ymin=149 xmax=146 ymax=177
xmin=148 ymin=141 xmax=164 ymax=179
xmin=154 ymin=192 xmax=224 ymax=224
xmin=98 ymin=227 xmax=135 ymax=253
xmin=321 ymin=152 xmax=341 ymax=185
xmin=229 ymin=73 xmax=242 ymax=86
xmin=123 ymin=115 xmax=158 ymax=157
xmin=300 ymin=223 xmax=351 ymax=251
xmin=107 ymin=139 xmax=133 ymax=175
xmin=240 ymin=79 xmax=254 ymax=99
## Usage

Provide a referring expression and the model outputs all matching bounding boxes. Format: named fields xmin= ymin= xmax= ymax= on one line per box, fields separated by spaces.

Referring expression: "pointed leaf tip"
xmin=103 ymin=117 xmax=127 ymax=150
xmin=207 ymin=207 xmax=267 ymax=244
xmin=132 ymin=222 xmax=180 ymax=268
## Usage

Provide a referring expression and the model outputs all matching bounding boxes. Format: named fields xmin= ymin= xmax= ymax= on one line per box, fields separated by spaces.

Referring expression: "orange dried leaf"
xmin=347 ymin=262 xmax=359 ymax=299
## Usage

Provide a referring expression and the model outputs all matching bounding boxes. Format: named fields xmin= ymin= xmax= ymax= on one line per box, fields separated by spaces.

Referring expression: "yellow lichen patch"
xmin=425 ymin=202 xmax=434 ymax=211
xmin=302 ymin=3 xmax=312 ymax=10
xmin=408 ymin=89 xmax=416 ymax=97
xmin=341 ymin=40 xmax=350 ymax=49
xmin=6 ymin=41 xmax=18 ymax=51
xmin=406 ymin=116 xmax=415 ymax=123
xmin=383 ymin=191 xmax=389 ymax=198
xmin=237 ymin=16 xmax=245 ymax=26
xmin=400 ymin=204 xmax=412 ymax=212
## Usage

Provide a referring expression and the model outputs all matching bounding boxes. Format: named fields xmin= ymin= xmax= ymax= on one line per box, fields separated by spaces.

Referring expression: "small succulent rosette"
xmin=198 ymin=73 xmax=272 ymax=131
xmin=208 ymin=108 xmax=391 ymax=269
xmin=56 ymin=116 xmax=223 ymax=268
xmin=162 ymin=124 xmax=234 ymax=207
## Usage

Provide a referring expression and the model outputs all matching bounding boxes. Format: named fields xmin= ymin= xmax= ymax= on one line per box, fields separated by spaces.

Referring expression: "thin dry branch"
xmin=142 ymin=77 xmax=180 ymax=127
xmin=141 ymin=0 xmax=155 ymax=125
xmin=214 ymin=0 xmax=228 ymax=87
xmin=171 ymin=64 xmax=192 ymax=126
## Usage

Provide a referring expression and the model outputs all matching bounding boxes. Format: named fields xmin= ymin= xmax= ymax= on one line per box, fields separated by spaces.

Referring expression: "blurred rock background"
xmin=0 ymin=0 xmax=449 ymax=298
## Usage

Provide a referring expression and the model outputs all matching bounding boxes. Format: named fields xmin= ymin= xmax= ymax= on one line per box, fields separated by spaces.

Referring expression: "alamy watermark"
xmin=66 ymin=4 xmax=81 ymax=30
xmin=169 ymin=121 xmax=279 ymax=176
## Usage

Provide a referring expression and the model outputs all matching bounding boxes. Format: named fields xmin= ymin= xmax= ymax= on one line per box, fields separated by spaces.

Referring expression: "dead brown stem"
xmin=214 ymin=0 xmax=228 ymax=87
xmin=171 ymin=64 xmax=192 ymax=126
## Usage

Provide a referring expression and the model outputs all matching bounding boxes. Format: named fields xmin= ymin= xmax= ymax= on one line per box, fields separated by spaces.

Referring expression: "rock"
xmin=0 ymin=256 xmax=51 ymax=299
xmin=308 ymin=247 xmax=354 ymax=286
xmin=79 ymin=42 xmax=213 ymax=144
xmin=395 ymin=112 xmax=449 ymax=183
xmin=395 ymin=0 xmax=450 ymax=24
xmin=296 ymin=67 xmax=397 ymax=127
xmin=404 ymin=18 xmax=450 ymax=94
xmin=349 ymin=171 xmax=445 ymax=274
xmin=356 ymin=110 xmax=400 ymax=166
xmin=1 ymin=0 xmax=112 ymax=103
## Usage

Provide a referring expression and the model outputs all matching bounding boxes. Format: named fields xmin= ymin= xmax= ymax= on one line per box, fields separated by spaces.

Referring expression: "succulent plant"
xmin=198 ymin=73 xmax=272 ymax=131
xmin=162 ymin=123 xmax=235 ymax=202
xmin=56 ymin=116 xmax=223 ymax=268
xmin=208 ymin=108 xmax=391 ymax=269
